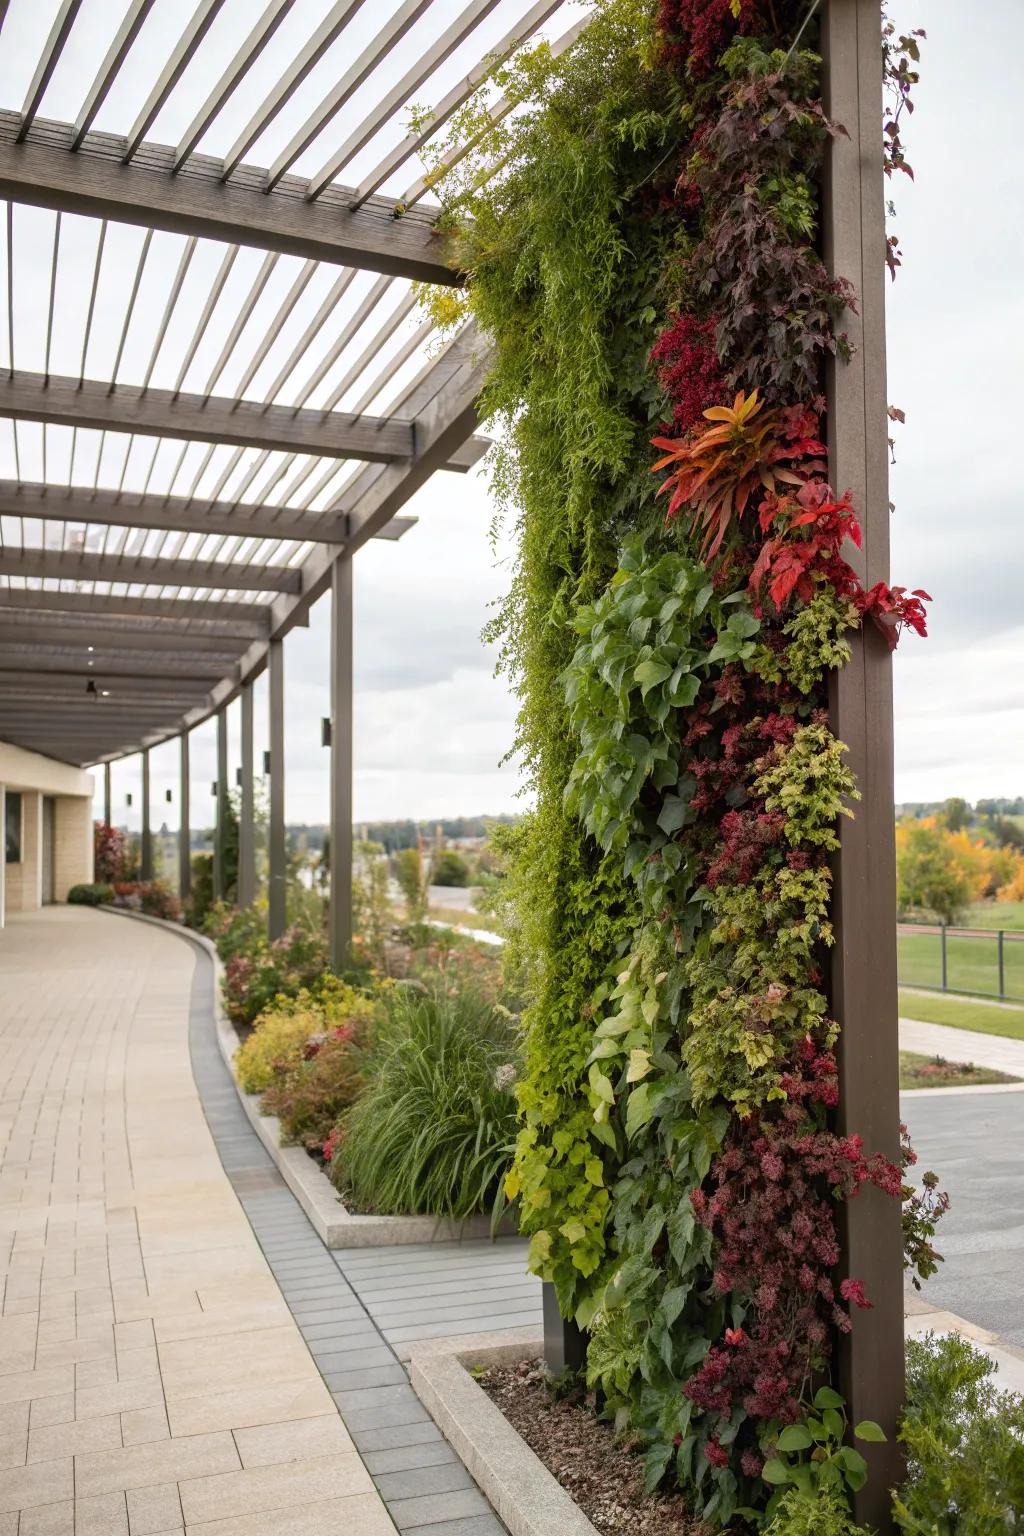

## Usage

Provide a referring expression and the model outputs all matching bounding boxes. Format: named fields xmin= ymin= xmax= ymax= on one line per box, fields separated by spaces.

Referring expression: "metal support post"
xmin=214 ymin=708 xmax=227 ymax=901
xmin=239 ymin=682 xmax=256 ymax=907
xmin=179 ymin=732 xmax=191 ymax=902
xmin=268 ymin=637 xmax=286 ymax=941
xmin=141 ymin=748 xmax=152 ymax=881
xmin=329 ymin=559 xmax=353 ymax=969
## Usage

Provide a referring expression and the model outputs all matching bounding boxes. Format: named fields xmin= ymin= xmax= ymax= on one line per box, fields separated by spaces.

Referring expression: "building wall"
xmin=1 ymin=740 xmax=95 ymax=924
xmin=53 ymin=796 xmax=94 ymax=903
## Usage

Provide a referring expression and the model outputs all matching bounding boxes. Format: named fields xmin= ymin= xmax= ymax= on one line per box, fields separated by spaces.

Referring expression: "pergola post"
xmin=239 ymin=682 xmax=256 ymax=908
xmin=329 ymin=559 xmax=353 ymax=969
xmin=103 ymin=762 xmax=111 ymax=825
xmin=179 ymin=732 xmax=191 ymax=903
xmin=214 ymin=707 xmax=227 ymax=901
xmin=824 ymin=1 xmax=905 ymax=1522
xmin=268 ymin=637 xmax=286 ymax=941
xmin=140 ymin=748 xmax=152 ymax=881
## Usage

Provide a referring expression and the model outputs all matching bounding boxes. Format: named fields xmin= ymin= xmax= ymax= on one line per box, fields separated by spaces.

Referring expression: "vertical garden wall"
xmin=426 ymin=0 xmax=935 ymax=1527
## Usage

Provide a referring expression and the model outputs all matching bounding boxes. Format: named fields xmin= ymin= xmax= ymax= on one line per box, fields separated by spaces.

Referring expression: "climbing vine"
xmin=421 ymin=0 xmax=935 ymax=1526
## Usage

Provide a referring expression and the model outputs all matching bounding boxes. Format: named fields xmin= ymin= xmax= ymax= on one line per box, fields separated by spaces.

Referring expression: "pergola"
xmin=0 ymin=0 xmax=583 ymax=957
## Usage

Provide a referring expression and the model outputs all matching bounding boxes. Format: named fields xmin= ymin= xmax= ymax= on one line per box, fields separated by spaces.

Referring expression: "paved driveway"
xmin=902 ymin=1087 xmax=1024 ymax=1345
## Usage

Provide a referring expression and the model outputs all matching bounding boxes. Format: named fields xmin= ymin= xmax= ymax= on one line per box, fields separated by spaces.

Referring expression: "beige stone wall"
xmin=53 ymin=795 xmax=94 ymax=903
xmin=4 ymin=790 xmax=42 ymax=915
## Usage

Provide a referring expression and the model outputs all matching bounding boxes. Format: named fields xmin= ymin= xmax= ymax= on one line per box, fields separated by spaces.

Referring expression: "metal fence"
xmin=897 ymin=922 xmax=1024 ymax=1001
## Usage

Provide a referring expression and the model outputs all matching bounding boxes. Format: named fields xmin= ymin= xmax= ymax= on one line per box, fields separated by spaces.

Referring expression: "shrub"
xmin=68 ymin=882 xmax=114 ymax=906
xmin=235 ymin=978 xmax=375 ymax=1096
xmin=765 ymin=1487 xmax=865 ymax=1536
xmin=93 ymin=822 xmax=126 ymax=883
xmin=330 ymin=986 xmax=519 ymax=1221
xmin=137 ymin=881 xmax=180 ymax=922
xmin=221 ymin=921 xmax=330 ymax=1025
xmin=431 ymin=850 xmax=471 ymax=887
xmin=187 ymin=852 xmax=214 ymax=928
xmin=895 ymin=1332 xmax=1024 ymax=1532
xmin=262 ymin=1027 xmax=368 ymax=1151
xmin=203 ymin=900 xmax=267 ymax=963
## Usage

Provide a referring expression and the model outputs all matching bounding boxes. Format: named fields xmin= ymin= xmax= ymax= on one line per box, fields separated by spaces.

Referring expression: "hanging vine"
xmin=419 ymin=1 xmax=936 ymax=1526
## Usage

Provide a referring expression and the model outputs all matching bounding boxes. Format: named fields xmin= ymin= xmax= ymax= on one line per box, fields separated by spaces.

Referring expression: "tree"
xmin=431 ymin=850 xmax=471 ymax=887
xmin=942 ymin=796 xmax=971 ymax=832
xmin=393 ymin=847 xmax=427 ymax=921
xmin=896 ymin=821 xmax=974 ymax=923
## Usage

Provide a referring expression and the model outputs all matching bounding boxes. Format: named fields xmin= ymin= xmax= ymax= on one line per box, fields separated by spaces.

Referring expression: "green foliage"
xmin=187 ymin=851 xmax=215 ymax=928
xmin=896 ymin=1333 xmax=1024 ymax=1532
xmin=67 ymin=882 xmax=113 ymax=906
xmin=333 ymin=986 xmax=520 ymax=1222
xmin=235 ymin=979 xmax=375 ymax=1096
xmin=763 ymin=1486 xmax=868 ymax=1536
xmin=760 ymin=1388 xmax=884 ymax=1515
xmin=752 ymin=588 xmax=858 ymax=696
xmin=431 ymin=849 xmax=471 ymax=887
xmin=394 ymin=846 xmax=428 ymax=921
xmin=261 ymin=1027 xmax=368 ymax=1152
xmin=896 ymin=820 xmax=975 ymax=924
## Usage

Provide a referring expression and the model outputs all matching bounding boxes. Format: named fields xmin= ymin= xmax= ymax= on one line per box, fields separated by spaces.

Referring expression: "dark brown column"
xmin=823 ymin=1 xmax=905 ymax=1524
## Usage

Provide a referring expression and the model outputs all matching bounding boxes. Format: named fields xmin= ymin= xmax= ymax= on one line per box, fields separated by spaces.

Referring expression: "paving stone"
xmin=350 ymin=1420 xmax=445 ymax=1455
xmin=125 ymin=1481 xmax=183 ymax=1534
xmin=386 ymin=1488 xmax=491 ymax=1530
xmin=362 ymin=1441 xmax=458 ymax=1477
xmin=374 ymin=1462 xmax=475 ymax=1501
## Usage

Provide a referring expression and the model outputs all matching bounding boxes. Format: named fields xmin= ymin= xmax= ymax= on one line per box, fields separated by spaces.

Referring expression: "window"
xmin=5 ymin=792 xmax=22 ymax=864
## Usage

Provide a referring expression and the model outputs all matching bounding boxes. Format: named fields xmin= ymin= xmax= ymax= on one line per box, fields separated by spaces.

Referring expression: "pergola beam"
xmin=0 ymin=606 xmax=268 ymax=642
xmin=0 ymin=371 xmax=412 ymax=465
xmin=0 ymin=480 xmax=419 ymax=545
xmin=0 ymin=589 xmax=270 ymax=626
xmin=0 ymin=111 xmax=461 ymax=286
xmin=0 ymin=548 xmax=303 ymax=593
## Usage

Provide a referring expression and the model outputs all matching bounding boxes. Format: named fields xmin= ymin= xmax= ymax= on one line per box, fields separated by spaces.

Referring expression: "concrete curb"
xmin=409 ymin=1331 xmax=598 ymax=1536
xmin=101 ymin=905 xmax=510 ymax=1249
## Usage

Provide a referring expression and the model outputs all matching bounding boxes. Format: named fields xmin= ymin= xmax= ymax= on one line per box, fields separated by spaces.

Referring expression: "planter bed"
xmin=103 ymin=905 xmax=510 ymax=1248
xmin=410 ymin=1336 xmax=701 ymax=1536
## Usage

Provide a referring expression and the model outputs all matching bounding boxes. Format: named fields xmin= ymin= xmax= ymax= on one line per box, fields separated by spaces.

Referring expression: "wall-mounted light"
xmin=86 ymin=679 xmax=97 ymax=696
xmin=321 ymin=717 xmax=332 ymax=748
xmin=263 ymin=751 xmax=271 ymax=775
xmin=165 ymin=789 xmax=173 ymax=804
xmin=87 ymin=645 xmax=94 ymax=653
xmin=211 ymin=781 xmax=218 ymax=797
xmin=126 ymin=793 xmax=133 ymax=807
xmin=100 ymin=689 xmax=110 ymax=698
xmin=236 ymin=767 xmax=243 ymax=788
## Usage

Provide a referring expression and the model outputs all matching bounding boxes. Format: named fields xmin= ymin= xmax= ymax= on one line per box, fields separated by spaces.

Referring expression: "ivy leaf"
xmin=657 ymin=795 xmax=689 ymax=834
xmin=626 ymin=1082 xmax=658 ymax=1139
xmin=761 ymin=1458 xmax=790 ymax=1486
xmin=588 ymin=1063 xmax=615 ymax=1104
xmin=853 ymin=1420 xmax=887 ymax=1443
xmin=559 ymin=1218 xmax=587 ymax=1245
xmin=813 ymin=1386 xmax=845 ymax=1412
xmin=626 ymin=1048 xmax=652 ymax=1083
xmin=634 ymin=658 xmax=672 ymax=696
xmin=776 ymin=1425 xmax=813 ymax=1453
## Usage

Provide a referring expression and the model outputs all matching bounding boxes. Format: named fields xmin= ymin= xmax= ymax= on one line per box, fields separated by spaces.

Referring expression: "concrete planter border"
xmin=410 ymin=1331 xmax=599 ymax=1536
xmin=102 ymin=905 xmax=509 ymax=1248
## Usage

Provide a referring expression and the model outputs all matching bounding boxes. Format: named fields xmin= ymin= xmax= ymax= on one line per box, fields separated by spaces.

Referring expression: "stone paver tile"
xmin=374 ymin=1464 xmax=474 ymax=1502
xmin=76 ymin=1358 xmax=117 ymax=1389
xmin=404 ymin=1517 xmax=504 ymax=1536
xmin=76 ymin=1376 xmax=165 ymax=1421
xmin=115 ymin=1322 xmax=155 ymax=1351
xmin=29 ymin=1394 xmax=73 ymax=1429
xmin=0 ymin=1366 xmax=73 ymax=1405
xmin=18 ymin=1500 xmax=75 ymax=1534
xmin=28 ymin=1411 xmax=123 ymax=1462
xmin=159 ymin=1332 xmax=314 ymax=1402
xmin=350 ymin=1422 xmax=443 ymax=1455
xmin=117 ymin=1345 xmax=161 ymax=1381
xmin=0 ymin=1406 xmax=28 ymax=1438
xmin=179 ymin=1452 xmax=374 ymax=1524
xmin=75 ymin=1431 xmax=241 ymax=1497
xmin=233 ymin=1415 xmax=354 ymax=1468
xmin=166 ymin=1380 xmax=334 ymax=1437
xmin=0 ymin=1432 xmax=26 ymax=1471
xmin=121 ymin=1406 xmax=171 ymax=1446
xmin=183 ymin=1493 xmax=398 ymax=1535
xmin=126 ymin=1481 xmax=184 ymax=1534
xmin=74 ymin=1491 xmax=130 ymax=1535
xmin=0 ymin=1517 xmax=15 ymax=1536
xmin=0 ymin=1455 xmax=74 ymax=1513
xmin=34 ymin=1334 xmax=114 ymax=1370
xmin=153 ymin=1304 xmax=290 ymax=1345
xmin=385 ymin=1489 xmax=491 ymax=1530
xmin=361 ymin=1443 xmax=458 ymax=1477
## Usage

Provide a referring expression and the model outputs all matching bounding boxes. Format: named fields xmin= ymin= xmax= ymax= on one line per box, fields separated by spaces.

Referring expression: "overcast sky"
xmin=3 ymin=0 xmax=1015 ymax=825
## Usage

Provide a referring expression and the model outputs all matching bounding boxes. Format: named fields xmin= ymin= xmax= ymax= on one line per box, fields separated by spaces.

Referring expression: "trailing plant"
xmin=421 ymin=0 xmax=933 ymax=1523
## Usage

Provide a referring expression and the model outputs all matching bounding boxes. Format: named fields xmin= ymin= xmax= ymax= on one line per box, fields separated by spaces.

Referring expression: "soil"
xmin=479 ymin=1358 xmax=705 ymax=1535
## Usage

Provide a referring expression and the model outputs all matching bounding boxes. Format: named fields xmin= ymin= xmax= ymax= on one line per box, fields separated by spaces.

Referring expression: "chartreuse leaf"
xmin=776 ymin=1424 xmax=813 ymax=1453
xmin=761 ymin=1458 xmax=789 ymax=1486
xmin=853 ymin=1419 xmax=887 ymax=1442
xmin=813 ymin=1386 xmax=845 ymax=1412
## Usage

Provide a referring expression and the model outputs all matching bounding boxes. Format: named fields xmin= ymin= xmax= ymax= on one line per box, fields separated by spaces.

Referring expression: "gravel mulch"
xmin=479 ymin=1358 xmax=706 ymax=1535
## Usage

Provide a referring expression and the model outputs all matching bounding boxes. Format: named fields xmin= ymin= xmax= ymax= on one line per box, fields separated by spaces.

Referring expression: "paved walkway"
xmin=900 ymin=1014 xmax=1024 ymax=1078
xmin=0 ymin=908 xmax=394 ymax=1535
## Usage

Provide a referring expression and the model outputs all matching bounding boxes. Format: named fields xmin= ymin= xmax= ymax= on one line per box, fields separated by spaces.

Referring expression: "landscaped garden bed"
xmin=899 ymin=1052 xmax=1019 ymax=1090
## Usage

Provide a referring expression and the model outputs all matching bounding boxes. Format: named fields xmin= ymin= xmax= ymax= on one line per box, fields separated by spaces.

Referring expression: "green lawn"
xmin=899 ymin=988 xmax=1024 ymax=1041
xmin=899 ymin=1050 xmax=1018 ymax=1090
xmin=897 ymin=924 xmax=1024 ymax=1000
xmin=965 ymin=901 xmax=1024 ymax=931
